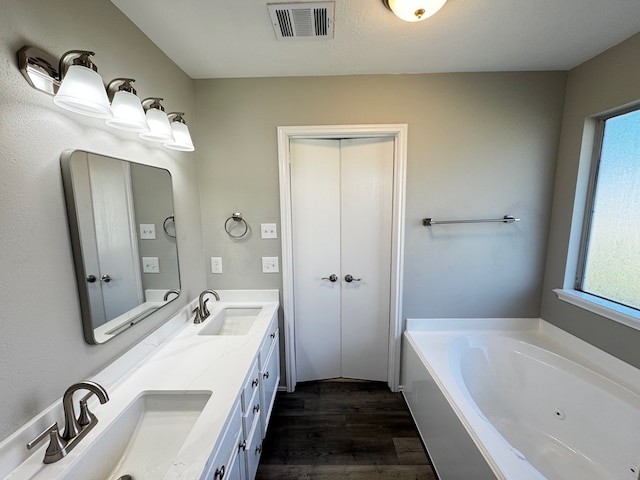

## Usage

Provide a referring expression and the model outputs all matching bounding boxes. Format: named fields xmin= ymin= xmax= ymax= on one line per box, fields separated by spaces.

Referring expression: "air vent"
xmin=268 ymin=2 xmax=334 ymax=41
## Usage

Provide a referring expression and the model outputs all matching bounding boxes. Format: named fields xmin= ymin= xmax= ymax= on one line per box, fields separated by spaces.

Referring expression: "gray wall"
xmin=0 ymin=0 xmax=205 ymax=441
xmin=541 ymin=32 xmax=640 ymax=369
xmin=194 ymin=72 xmax=567 ymax=319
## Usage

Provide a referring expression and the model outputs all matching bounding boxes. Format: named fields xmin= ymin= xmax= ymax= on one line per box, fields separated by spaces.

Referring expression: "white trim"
xmin=554 ymin=288 xmax=640 ymax=332
xmin=122 ymin=161 xmax=144 ymax=305
xmin=277 ymin=124 xmax=408 ymax=393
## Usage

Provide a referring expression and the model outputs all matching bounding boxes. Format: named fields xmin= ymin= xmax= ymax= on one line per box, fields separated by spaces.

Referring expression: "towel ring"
xmin=163 ymin=215 xmax=176 ymax=239
xmin=224 ymin=212 xmax=249 ymax=238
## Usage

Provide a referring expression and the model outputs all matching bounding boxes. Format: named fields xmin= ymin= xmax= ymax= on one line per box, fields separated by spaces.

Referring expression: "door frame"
xmin=277 ymin=124 xmax=407 ymax=392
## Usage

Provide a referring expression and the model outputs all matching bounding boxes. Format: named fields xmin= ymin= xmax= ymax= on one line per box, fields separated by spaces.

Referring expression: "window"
xmin=578 ymin=107 xmax=640 ymax=312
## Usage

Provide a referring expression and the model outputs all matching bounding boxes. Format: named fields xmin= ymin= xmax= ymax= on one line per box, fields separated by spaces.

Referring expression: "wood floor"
xmin=256 ymin=380 xmax=437 ymax=480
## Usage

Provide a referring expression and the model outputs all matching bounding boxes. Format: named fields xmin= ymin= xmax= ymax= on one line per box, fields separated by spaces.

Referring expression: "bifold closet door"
xmin=339 ymin=138 xmax=393 ymax=381
xmin=291 ymin=137 xmax=393 ymax=383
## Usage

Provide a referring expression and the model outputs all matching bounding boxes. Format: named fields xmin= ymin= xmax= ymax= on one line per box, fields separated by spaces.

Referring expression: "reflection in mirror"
xmin=61 ymin=150 xmax=180 ymax=344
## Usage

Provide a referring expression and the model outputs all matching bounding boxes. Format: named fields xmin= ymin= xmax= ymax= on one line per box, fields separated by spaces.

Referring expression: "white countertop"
xmin=4 ymin=290 xmax=280 ymax=480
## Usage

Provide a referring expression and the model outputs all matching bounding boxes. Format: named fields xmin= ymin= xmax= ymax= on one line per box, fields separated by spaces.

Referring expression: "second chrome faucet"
xmin=193 ymin=289 xmax=220 ymax=323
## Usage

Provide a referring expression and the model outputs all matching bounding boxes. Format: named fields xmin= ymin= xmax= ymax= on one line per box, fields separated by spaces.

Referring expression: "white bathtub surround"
xmin=1 ymin=290 xmax=279 ymax=479
xmin=402 ymin=318 xmax=640 ymax=480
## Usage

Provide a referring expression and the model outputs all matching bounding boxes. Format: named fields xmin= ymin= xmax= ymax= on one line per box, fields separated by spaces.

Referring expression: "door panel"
xmin=291 ymin=137 xmax=393 ymax=383
xmin=340 ymin=138 xmax=393 ymax=381
xmin=291 ymin=139 xmax=342 ymax=382
xmin=88 ymin=155 xmax=142 ymax=322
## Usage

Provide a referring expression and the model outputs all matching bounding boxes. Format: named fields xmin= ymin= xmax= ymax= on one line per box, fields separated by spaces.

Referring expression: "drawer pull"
xmin=239 ymin=440 xmax=247 ymax=451
xmin=270 ymin=332 xmax=276 ymax=339
xmin=251 ymin=378 xmax=259 ymax=388
xmin=214 ymin=465 xmax=225 ymax=479
xmin=263 ymin=371 xmax=270 ymax=379
xmin=255 ymin=444 xmax=262 ymax=455
xmin=253 ymin=403 xmax=260 ymax=413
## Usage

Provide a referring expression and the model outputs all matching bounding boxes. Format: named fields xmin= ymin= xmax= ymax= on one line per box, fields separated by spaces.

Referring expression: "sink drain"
xmin=117 ymin=476 xmax=133 ymax=480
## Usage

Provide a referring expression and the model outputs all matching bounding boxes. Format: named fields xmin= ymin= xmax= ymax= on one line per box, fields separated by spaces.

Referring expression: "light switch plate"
xmin=142 ymin=256 xmax=160 ymax=273
xmin=260 ymin=223 xmax=277 ymax=239
xmin=262 ymin=256 xmax=279 ymax=273
xmin=211 ymin=256 xmax=223 ymax=274
xmin=140 ymin=224 xmax=156 ymax=240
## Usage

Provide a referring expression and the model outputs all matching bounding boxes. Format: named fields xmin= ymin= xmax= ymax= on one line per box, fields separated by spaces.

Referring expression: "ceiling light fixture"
xmin=164 ymin=113 xmax=195 ymax=152
xmin=139 ymin=98 xmax=174 ymax=143
xmin=105 ymin=78 xmax=149 ymax=132
xmin=382 ymin=0 xmax=446 ymax=22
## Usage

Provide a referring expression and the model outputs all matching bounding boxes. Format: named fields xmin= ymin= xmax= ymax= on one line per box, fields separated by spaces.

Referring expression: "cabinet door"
xmin=259 ymin=330 xmax=280 ymax=438
xmin=207 ymin=401 xmax=242 ymax=480
xmin=210 ymin=438 xmax=244 ymax=480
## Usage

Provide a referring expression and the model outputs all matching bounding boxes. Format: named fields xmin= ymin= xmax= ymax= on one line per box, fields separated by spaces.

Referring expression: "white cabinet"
xmin=205 ymin=401 xmax=244 ymax=480
xmin=206 ymin=314 xmax=280 ymax=480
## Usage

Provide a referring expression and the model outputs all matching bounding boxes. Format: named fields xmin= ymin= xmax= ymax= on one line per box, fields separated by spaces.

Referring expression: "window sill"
xmin=553 ymin=289 xmax=640 ymax=332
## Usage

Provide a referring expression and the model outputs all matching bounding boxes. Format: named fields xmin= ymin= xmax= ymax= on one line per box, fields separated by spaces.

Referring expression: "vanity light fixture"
xmin=382 ymin=0 xmax=447 ymax=22
xmin=53 ymin=50 xmax=113 ymax=118
xmin=105 ymin=78 xmax=149 ymax=132
xmin=18 ymin=46 xmax=194 ymax=152
xmin=164 ymin=113 xmax=195 ymax=152
xmin=139 ymin=98 xmax=174 ymax=143
xmin=18 ymin=46 xmax=112 ymax=118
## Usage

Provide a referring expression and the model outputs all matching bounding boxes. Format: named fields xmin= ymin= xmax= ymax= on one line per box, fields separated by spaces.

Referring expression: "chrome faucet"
xmin=26 ymin=381 xmax=109 ymax=463
xmin=61 ymin=381 xmax=109 ymax=440
xmin=163 ymin=288 xmax=180 ymax=301
xmin=193 ymin=289 xmax=220 ymax=323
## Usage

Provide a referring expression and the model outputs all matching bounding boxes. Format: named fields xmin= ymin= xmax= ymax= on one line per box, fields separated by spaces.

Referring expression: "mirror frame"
xmin=60 ymin=150 xmax=181 ymax=344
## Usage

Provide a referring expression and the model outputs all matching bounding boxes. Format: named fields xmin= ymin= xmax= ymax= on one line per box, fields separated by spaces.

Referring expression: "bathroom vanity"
xmin=2 ymin=290 xmax=280 ymax=480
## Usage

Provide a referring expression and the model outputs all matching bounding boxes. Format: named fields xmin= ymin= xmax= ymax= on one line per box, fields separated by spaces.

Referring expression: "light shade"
xmin=164 ymin=115 xmax=195 ymax=152
xmin=139 ymin=98 xmax=174 ymax=143
xmin=53 ymin=64 xmax=112 ymax=118
xmin=384 ymin=0 xmax=446 ymax=22
xmin=106 ymin=90 xmax=148 ymax=132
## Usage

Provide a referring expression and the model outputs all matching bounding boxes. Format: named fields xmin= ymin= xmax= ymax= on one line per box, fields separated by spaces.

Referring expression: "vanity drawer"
xmin=259 ymin=331 xmax=280 ymax=439
xmin=258 ymin=318 xmax=278 ymax=369
xmin=242 ymin=385 xmax=260 ymax=437
xmin=245 ymin=418 xmax=263 ymax=480
xmin=241 ymin=359 xmax=260 ymax=412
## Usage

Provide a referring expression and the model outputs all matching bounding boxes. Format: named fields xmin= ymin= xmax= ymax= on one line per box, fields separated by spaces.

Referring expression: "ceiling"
xmin=110 ymin=0 xmax=640 ymax=79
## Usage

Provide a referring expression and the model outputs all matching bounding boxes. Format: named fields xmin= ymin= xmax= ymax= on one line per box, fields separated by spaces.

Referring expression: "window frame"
xmin=560 ymin=104 xmax=640 ymax=328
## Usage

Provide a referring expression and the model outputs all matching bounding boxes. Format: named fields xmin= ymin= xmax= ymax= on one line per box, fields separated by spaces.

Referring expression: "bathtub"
xmin=401 ymin=318 xmax=640 ymax=480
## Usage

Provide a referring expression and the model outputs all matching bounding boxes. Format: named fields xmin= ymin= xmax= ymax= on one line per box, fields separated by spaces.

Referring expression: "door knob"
xmin=322 ymin=274 xmax=338 ymax=282
xmin=100 ymin=274 xmax=112 ymax=283
xmin=344 ymin=274 xmax=362 ymax=283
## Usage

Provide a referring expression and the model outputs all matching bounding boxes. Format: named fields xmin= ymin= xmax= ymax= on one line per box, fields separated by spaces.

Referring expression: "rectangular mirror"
xmin=61 ymin=150 xmax=180 ymax=344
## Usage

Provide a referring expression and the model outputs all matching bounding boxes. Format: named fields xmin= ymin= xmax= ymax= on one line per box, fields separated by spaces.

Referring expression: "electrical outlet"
xmin=142 ymin=256 xmax=160 ymax=273
xmin=140 ymin=224 xmax=156 ymax=240
xmin=211 ymin=256 xmax=223 ymax=274
xmin=260 ymin=223 xmax=277 ymax=239
xmin=262 ymin=256 xmax=279 ymax=273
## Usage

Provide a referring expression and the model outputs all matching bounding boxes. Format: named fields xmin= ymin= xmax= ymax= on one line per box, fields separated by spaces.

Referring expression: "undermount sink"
xmin=198 ymin=307 xmax=262 ymax=336
xmin=59 ymin=391 xmax=211 ymax=480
